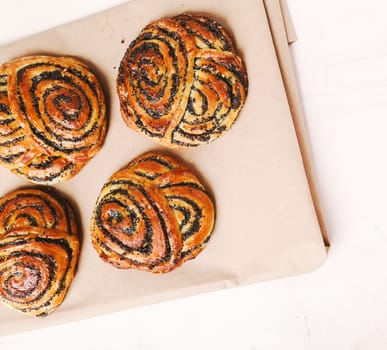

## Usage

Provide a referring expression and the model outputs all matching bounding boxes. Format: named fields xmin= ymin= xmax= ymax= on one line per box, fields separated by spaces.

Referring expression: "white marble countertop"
xmin=1 ymin=0 xmax=387 ymax=348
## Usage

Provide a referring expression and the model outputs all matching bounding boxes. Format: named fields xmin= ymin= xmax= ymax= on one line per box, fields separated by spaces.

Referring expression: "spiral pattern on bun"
xmin=0 ymin=55 xmax=107 ymax=184
xmin=0 ymin=69 xmax=28 ymax=170
xmin=90 ymin=152 xmax=215 ymax=273
xmin=117 ymin=14 xmax=248 ymax=148
xmin=0 ymin=188 xmax=79 ymax=316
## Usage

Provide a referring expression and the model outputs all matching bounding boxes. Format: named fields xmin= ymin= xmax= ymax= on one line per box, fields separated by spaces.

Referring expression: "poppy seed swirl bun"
xmin=90 ymin=152 xmax=215 ymax=273
xmin=0 ymin=188 xmax=79 ymax=316
xmin=117 ymin=14 xmax=248 ymax=148
xmin=0 ymin=55 xmax=107 ymax=184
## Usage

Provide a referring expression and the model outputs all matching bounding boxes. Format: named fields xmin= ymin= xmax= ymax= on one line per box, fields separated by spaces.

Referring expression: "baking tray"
xmin=0 ymin=0 xmax=326 ymax=335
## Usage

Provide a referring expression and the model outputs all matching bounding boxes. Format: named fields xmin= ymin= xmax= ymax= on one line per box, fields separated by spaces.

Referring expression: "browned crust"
xmin=0 ymin=188 xmax=79 ymax=316
xmin=117 ymin=14 xmax=248 ymax=148
xmin=90 ymin=151 xmax=215 ymax=273
xmin=0 ymin=55 xmax=107 ymax=184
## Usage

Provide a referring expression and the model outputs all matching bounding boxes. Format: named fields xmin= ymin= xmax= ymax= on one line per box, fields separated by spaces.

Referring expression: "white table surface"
xmin=1 ymin=0 xmax=387 ymax=348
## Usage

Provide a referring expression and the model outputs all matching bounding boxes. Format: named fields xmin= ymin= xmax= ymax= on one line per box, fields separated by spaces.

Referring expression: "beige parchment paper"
xmin=263 ymin=0 xmax=329 ymax=245
xmin=0 ymin=0 xmax=327 ymax=335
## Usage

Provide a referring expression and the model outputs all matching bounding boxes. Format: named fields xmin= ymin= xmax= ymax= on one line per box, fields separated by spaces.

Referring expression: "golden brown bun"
xmin=117 ymin=14 xmax=248 ymax=148
xmin=0 ymin=188 xmax=79 ymax=316
xmin=0 ymin=55 xmax=107 ymax=184
xmin=90 ymin=152 xmax=215 ymax=273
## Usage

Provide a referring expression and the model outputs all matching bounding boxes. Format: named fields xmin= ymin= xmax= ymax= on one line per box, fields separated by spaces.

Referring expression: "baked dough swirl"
xmin=117 ymin=14 xmax=248 ymax=148
xmin=0 ymin=188 xmax=79 ymax=316
xmin=90 ymin=152 xmax=215 ymax=273
xmin=0 ymin=55 xmax=107 ymax=184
